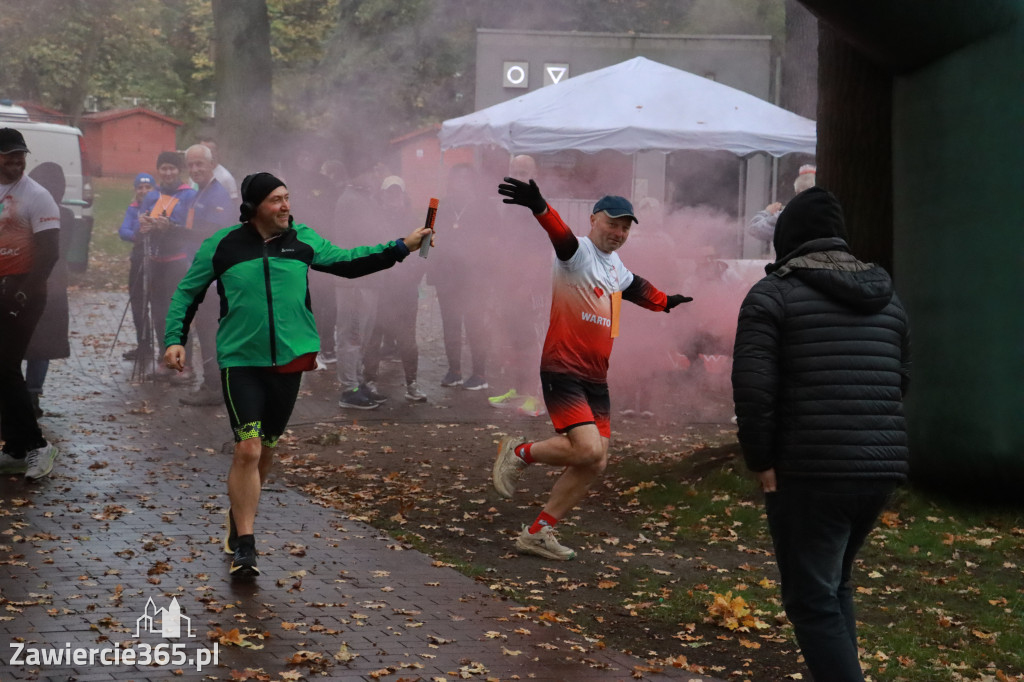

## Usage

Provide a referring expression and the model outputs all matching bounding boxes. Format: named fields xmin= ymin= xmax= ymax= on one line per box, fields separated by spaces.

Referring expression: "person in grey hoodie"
xmin=731 ymin=186 xmax=911 ymax=682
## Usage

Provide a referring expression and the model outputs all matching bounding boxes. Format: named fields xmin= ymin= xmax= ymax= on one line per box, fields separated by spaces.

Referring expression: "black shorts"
xmin=222 ymin=366 xmax=303 ymax=447
xmin=540 ymin=371 xmax=611 ymax=438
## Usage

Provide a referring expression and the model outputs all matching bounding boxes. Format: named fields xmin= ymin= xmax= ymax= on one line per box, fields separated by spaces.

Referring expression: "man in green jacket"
xmin=163 ymin=172 xmax=433 ymax=578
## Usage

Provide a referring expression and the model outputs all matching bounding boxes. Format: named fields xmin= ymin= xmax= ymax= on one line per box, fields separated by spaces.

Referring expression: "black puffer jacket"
xmin=732 ymin=188 xmax=910 ymax=481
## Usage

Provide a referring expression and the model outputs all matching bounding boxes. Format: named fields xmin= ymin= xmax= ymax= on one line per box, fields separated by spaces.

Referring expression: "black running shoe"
xmin=230 ymin=544 xmax=259 ymax=578
xmin=223 ymin=508 xmax=238 ymax=555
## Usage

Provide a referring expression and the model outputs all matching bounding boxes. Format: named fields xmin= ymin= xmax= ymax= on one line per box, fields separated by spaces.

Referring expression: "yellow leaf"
xmin=334 ymin=644 xmax=357 ymax=663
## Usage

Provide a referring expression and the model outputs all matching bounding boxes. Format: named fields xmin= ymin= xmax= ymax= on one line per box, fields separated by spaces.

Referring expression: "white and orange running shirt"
xmin=0 ymin=176 xmax=60 ymax=277
xmin=535 ymin=206 xmax=667 ymax=383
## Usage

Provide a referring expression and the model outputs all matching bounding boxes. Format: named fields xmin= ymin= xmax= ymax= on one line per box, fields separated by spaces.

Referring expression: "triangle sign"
xmin=546 ymin=66 xmax=568 ymax=84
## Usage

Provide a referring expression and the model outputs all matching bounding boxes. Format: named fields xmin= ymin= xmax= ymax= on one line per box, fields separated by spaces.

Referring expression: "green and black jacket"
xmin=164 ymin=221 xmax=410 ymax=369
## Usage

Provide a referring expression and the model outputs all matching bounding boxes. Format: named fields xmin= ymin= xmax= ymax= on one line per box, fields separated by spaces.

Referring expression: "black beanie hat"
xmin=773 ymin=186 xmax=848 ymax=259
xmin=239 ymin=172 xmax=286 ymax=221
xmin=156 ymin=150 xmax=182 ymax=170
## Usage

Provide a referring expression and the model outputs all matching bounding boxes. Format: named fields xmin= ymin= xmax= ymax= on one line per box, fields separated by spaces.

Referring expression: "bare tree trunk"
xmin=212 ymin=0 xmax=274 ymax=172
xmin=65 ymin=29 xmax=102 ymax=128
xmin=778 ymin=0 xmax=819 ymax=200
xmin=816 ymin=23 xmax=894 ymax=273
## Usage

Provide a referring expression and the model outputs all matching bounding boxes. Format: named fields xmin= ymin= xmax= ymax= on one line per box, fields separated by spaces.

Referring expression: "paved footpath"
xmin=0 ymin=291 xmax=723 ymax=682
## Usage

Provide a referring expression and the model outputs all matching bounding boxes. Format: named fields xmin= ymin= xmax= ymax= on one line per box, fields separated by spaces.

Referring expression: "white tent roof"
xmin=440 ymin=56 xmax=816 ymax=157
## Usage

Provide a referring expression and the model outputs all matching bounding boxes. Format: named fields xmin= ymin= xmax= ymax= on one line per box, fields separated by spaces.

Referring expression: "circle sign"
xmin=506 ymin=65 xmax=526 ymax=85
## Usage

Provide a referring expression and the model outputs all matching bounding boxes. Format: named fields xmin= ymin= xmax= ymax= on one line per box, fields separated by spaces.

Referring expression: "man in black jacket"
xmin=732 ymin=187 xmax=910 ymax=682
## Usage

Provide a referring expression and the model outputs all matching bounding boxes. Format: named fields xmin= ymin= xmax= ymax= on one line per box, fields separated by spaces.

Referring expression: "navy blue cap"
xmin=134 ymin=173 xmax=155 ymax=188
xmin=592 ymin=195 xmax=638 ymax=223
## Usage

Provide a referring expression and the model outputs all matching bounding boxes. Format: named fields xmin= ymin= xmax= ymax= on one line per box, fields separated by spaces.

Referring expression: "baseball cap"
xmin=380 ymin=175 xmax=406 ymax=192
xmin=0 ymin=128 xmax=30 ymax=154
xmin=134 ymin=173 xmax=155 ymax=188
xmin=592 ymin=195 xmax=638 ymax=223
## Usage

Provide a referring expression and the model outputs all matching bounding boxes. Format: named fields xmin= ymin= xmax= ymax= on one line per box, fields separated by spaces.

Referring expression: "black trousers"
xmin=364 ymin=284 xmax=418 ymax=385
xmin=434 ymin=281 xmax=488 ymax=378
xmin=766 ymin=481 xmax=894 ymax=681
xmin=0 ymin=277 xmax=48 ymax=456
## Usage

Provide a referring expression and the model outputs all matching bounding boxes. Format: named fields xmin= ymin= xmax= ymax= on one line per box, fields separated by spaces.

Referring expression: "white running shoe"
xmin=515 ymin=525 xmax=576 ymax=561
xmin=25 ymin=443 xmax=59 ymax=480
xmin=492 ymin=436 xmax=527 ymax=499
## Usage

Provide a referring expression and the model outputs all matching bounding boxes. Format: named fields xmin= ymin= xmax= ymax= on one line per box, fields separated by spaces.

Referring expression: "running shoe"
xmin=25 ymin=443 xmax=59 ymax=480
xmin=492 ymin=436 xmax=527 ymax=499
xmin=338 ymin=387 xmax=379 ymax=410
xmin=223 ymin=508 xmax=238 ymax=555
xmin=230 ymin=543 xmax=259 ymax=578
xmin=404 ymin=382 xmax=427 ymax=403
xmin=515 ymin=525 xmax=576 ymax=561
xmin=488 ymin=388 xmax=518 ymax=408
xmin=463 ymin=375 xmax=488 ymax=391
xmin=440 ymin=370 xmax=463 ymax=387
xmin=363 ymin=381 xmax=388 ymax=403
xmin=517 ymin=396 xmax=546 ymax=417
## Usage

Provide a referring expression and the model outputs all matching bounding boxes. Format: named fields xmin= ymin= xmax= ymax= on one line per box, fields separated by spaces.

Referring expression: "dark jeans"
xmin=434 ymin=281 xmax=488 ymax=378
xmin=765 ymin=483 xmax=893 ymax=682
xmin=25 ymin=359 xmax=49 ymax=394
xmin=148 ymin=258 xmax=190 ymax=362
xmin=0 ymin=280 xmax=47 ymax=456
xmin=128 ymin=249 xmax=148 ymax=350
xmin=364 ymin=284 xmax=418 ymax=385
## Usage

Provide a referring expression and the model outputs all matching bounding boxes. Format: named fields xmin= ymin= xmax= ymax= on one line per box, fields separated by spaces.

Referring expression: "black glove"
xmin=664 ymin=294 xmax=693 ymax=312
xmin=498 ymin=177 xmax=547 ymax=214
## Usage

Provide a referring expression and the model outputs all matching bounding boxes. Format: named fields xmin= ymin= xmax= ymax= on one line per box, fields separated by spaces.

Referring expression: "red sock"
xmin=528 ymin=511 xmax=558 ymax=534
xmin=514 ymin=441 xmax=533 ymax=464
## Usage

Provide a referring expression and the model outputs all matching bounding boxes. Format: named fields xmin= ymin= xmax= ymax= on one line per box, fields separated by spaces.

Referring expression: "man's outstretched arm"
xmin=498 ymin=176 xmax=578 ymax=261
xmin=622 ymin=274 xmax=692 ymax=312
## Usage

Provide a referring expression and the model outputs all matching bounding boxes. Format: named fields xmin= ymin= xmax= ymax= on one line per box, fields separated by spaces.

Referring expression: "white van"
xmin=1 ymin=101 xmax=94 ymax=271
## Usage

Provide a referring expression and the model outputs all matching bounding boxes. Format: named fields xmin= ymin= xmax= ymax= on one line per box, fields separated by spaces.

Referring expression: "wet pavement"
xmin=0 ymin=290 xmax=724 ymax=682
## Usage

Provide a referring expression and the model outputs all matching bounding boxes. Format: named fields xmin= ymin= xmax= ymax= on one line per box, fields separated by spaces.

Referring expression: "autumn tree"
xmin=0 ymin=0 xmax=200 ymax=126
xmin=211 ymin=0 xmax=275 ymax=170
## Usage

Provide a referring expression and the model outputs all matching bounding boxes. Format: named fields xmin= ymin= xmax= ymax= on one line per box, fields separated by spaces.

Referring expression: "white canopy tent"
xmin=439 ymin=56 xmax=816 ymax=157
xmin=439 ymin=56 xmax=815 ymax=257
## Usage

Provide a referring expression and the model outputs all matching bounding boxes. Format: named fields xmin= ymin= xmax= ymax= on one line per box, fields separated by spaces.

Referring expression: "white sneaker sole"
xmin=492 ymin=437 xmax=524 ymax=499
xmin=515 ymin=535 xmax=576 ymax=561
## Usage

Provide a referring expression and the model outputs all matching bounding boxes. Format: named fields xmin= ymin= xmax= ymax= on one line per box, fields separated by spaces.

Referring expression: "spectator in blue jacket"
xmin=118 ymin=172 xmax=155 ymax=362
xmin=138 ymin=151 xmax=196 ymax=382
xmin=178 ymin=144 xmax=235 ymax=405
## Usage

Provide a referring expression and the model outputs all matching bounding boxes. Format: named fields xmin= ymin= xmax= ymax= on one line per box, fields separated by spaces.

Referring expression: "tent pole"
xmin=737 ymin=156 xmax=748 ymax=257
xmin=771 ymin=155 xmax=779 ymax=205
